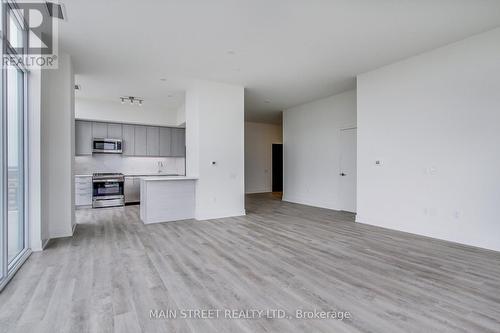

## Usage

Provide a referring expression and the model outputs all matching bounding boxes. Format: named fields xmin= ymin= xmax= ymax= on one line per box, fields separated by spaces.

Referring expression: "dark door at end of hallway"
xmin=272 ymin=144 xmax=283 ymax=192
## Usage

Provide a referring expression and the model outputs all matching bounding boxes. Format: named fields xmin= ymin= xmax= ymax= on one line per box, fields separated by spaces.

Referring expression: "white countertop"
xmin=125 ymin=173 xmax=182 ymax=177
xmin=140 ymin=176 xmax=198 ymax=181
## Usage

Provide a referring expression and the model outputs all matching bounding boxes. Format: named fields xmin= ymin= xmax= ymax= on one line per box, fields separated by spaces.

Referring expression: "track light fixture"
xmin=120 ymin=96 xmax=144 ymax=106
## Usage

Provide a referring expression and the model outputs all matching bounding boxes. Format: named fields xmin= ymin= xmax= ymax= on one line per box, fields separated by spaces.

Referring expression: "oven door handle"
xmin=93 ymin=195 xmax=124 ymax=200
xmin=93 ymin=179 xmax=124 ymax=183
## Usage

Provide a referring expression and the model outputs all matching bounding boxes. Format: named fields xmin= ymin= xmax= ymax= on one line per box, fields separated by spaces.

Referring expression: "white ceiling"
xmin=60 ymin=0 xmax=500 ymax=124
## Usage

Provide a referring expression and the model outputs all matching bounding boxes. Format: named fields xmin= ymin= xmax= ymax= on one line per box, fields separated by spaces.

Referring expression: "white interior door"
xmin=339 ymin=128 xmax=357 ymax=213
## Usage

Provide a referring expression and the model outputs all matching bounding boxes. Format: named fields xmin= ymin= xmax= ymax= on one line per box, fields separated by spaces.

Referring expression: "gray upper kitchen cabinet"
xmin=146 ymin=127 xmax=160 ymax=156
xmin=92 ymin=122 xmax=108 ymax=138
xmin=159 ymin=127 xmax=172 ymax=157
xmin=75 ymin=120 xmax=185 ymax=157
xmin=107 ymin=123 xmax=123 ymax=139
xmin=171 ymin=128 xmax=186 ymax=157
xmin=122 ymin=124 xmax=135 ymax=156
xmin=134 ymin=125 xmax=148 ymax=156
xmin=75 ymin=120 xmax=92 ymax=155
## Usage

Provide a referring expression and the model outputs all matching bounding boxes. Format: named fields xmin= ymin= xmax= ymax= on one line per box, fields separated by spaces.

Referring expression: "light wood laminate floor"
xmin=1 ymin=194 xmax=499 ymax=333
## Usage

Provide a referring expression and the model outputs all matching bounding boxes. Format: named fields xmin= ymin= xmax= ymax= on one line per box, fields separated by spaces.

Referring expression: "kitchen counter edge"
xmin=140 ymin=176 xmax=198 ymax=181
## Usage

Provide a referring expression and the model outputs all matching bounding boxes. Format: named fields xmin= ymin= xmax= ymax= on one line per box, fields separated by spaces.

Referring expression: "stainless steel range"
xmin=92 ymin=173 xmax=125 ymax=208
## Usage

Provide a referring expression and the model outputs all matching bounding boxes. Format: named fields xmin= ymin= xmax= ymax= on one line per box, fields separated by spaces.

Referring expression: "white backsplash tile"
xmin=75 ymin=155 xmax=185 ymax=176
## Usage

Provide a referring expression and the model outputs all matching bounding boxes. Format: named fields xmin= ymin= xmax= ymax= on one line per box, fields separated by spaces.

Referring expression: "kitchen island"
xmin=139 ymin=176 xmax=197 ymax=224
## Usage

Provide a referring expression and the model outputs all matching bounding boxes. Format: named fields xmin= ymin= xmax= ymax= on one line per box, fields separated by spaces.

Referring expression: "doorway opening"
xmin=272 ymin=144 xmax=283 ymax=196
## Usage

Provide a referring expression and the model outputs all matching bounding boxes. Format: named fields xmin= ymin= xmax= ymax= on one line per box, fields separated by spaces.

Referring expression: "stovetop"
xmin=93 ymin=172 xmax=123 ymax=177
xmin=92 ymin=172 xmax=124 ymax=180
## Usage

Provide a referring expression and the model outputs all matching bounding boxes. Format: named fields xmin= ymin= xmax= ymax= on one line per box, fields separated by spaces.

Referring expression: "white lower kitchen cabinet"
xmin=140 ymin=176 xmax=197 ymax=224
xmin=75 ymin=176 xmax=92 ymax=207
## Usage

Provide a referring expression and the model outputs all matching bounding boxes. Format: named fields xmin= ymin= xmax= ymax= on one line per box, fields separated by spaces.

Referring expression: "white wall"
xmin=245 ymin=122 xmax=282 ymax=194
xmin=357 ymin=28 xmax=500 ymax=252
xmin=75 ymin=98 xmax=178 ymax=127
xmin=185 ymin=80 xmax=245 ymax=220
xmin=41 ymin=52 xmax=75 ymax=239
xmin=176 ymin=102 xmax=186 ymax=126
xmin=283 ymin=90 xmax=357 ymax=210
xmin=28 ymin=66 xmax=45 ymax=251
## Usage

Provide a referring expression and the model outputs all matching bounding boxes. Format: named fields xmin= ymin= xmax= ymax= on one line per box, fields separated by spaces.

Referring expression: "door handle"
xmin=340 ymin=173 xmax=346 ymax=176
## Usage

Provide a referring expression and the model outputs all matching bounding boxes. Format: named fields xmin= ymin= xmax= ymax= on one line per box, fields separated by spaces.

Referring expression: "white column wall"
xmin=40 ymin=52 xmax=75 ymax=239
xmin=185 ymin=80 xmax=245 ymax=220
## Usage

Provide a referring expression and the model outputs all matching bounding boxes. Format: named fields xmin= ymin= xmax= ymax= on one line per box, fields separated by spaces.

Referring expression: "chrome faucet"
xmin=157 ymin=161 xmax=164 ymax=173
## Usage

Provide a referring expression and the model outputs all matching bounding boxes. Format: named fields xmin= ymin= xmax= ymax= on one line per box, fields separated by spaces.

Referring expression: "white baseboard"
xmin=196 ymin=209 xmax=246 ymax=221
xmin=49 ymin=231 xmax=73 ymax=239
xmin=245 ymin=190 xmax=272 ymax=194
xmin=245 ymin=187 xmax=272 ymax=194
xmin=355 ymin=215 xmax=500 ymax=253
xmin=282 ymin=195 xmax=342 ymax=211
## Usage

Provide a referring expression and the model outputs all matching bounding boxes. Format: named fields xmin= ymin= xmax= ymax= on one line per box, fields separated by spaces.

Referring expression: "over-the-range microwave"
xmin=92 ymin=138 xmax=123 ymax=154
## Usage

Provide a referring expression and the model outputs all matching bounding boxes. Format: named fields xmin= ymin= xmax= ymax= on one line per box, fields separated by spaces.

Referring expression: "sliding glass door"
xmin=7 ymin=65 xmax=25 ymax=264
xmin=1 ymin=0 xmax=29 ymax=291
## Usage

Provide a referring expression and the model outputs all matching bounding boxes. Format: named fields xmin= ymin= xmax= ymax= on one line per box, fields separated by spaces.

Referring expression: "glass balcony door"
xmin=1 ymin=0 xmax=29 ymax=291
xmin=6 ymin=65 xmax=25 ymax=264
